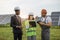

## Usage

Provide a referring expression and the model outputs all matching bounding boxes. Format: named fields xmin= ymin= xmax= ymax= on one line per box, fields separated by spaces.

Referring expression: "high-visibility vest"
xmin=25 ymin=20 xmax=36 ymax=36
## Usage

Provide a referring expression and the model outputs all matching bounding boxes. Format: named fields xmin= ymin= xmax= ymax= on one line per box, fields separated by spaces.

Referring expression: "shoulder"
xmin=25 ymin=20 xmax=29 ymax=22
xmin=25 ymin=20 xmax=29 ymax=24
xmin=11 ymin=15 xmax=15 ymax=18
xmin=46 ymin=16 xmax=51 ymax=20
xmin=46 ymin=16 xmax=52 ymax=22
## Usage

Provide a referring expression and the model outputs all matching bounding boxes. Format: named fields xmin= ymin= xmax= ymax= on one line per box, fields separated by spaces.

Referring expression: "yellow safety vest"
xmin=25 ymin=20 xmax=36 ymax=36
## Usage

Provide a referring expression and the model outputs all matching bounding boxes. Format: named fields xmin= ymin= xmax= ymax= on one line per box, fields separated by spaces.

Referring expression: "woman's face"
xmin=30 ymin=16 xmax=33 ymax=20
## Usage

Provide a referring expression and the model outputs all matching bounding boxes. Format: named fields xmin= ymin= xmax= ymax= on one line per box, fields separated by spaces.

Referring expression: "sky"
xmin=0 ymin=0 xmax=60 ymax=18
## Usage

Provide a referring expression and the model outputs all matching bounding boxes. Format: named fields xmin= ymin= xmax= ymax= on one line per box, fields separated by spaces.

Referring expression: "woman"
xmin=25 ymin=13 xmax=36 ymax=40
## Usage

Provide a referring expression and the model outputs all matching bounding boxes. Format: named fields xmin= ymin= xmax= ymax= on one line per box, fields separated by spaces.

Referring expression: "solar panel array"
xmin=0 ymin=12 xmax=60 ymax=26
xmin=0 ymin=14 xmax=14 ymax=24
xmin=51 ymin=12 xmax=60 ymax=26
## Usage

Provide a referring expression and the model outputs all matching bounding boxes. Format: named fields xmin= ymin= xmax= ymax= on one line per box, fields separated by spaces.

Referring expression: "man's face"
xmin=41 ymin=9 xmax=47 ymax=17
xmin=15 ymin=10 xmax=20 ymax=15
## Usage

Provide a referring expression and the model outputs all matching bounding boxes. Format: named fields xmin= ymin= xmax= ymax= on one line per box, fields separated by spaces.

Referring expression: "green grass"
xmin=0 ymin=26 xmax=60 ymax=40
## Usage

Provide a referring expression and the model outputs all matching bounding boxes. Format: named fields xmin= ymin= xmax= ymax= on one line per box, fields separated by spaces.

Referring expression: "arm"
xmin=44 ymin=22 xmax=52 ymax=27
xmin=10 ymin=16 xmax=16 ymax=28
xmin=39 ymin=17 xmax=52 ymax=27
xmin=39 ymin=22 xmax=52 ymax=27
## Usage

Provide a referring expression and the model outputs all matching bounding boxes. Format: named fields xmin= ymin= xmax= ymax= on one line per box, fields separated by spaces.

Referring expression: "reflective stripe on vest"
xmin=26 ymin=27 xmax=36 ymax=36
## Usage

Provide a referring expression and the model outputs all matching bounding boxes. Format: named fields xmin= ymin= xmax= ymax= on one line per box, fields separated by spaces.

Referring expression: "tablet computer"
xmin=29 ymin=21 xmax=36 ymax=27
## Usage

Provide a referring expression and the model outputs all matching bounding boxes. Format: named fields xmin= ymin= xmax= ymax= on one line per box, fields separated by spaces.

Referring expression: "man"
xmin=37 ymin=9 xmax=52 ymax=40
xmin=10 ymin=7 xmax=23 ymax=40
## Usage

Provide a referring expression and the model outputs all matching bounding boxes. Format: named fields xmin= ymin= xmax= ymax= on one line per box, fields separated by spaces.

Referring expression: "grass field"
xmin=0 ymin=26 xmax=60 ymax=40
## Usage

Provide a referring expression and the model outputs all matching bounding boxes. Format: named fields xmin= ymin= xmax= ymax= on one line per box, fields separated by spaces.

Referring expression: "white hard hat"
xmin=29 ymin=12 xmax=34 ymax=16
xmin=14 ymin=7 xmax=20 ymax=11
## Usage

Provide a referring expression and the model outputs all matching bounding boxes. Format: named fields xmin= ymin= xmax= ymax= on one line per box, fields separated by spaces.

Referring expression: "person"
xmin=37 ymin=9 xmax=52 ymax=40
xmin=10 ymin=7 xmax=23 ymax=40
xmin=25 ymin=13 xmax=36 ymax=40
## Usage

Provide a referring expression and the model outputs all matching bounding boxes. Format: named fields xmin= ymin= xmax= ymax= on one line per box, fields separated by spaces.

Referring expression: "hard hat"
xmin=29 ymin=12 xmax=34 ymax=16
xmin=14 ymin=7 xmax=20 ymax=11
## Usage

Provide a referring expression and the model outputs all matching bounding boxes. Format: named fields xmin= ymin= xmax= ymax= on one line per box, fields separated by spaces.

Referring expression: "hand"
xmin=19 ymin=26 xmax=22 ymax=29
xmin=39 ymin=22 xmax=45 ymax=25
xmin=29 ymin=24 xmax=32 ymax=27
xmin=16 ymin=26 xmax=19 ymax=28
xmin=16 ymin=26 xmax=22 ymax=29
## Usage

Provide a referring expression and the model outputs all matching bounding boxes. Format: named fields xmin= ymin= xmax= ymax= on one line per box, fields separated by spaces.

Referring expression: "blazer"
xmin=10 ymin=15 xmax=22 ymax=34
